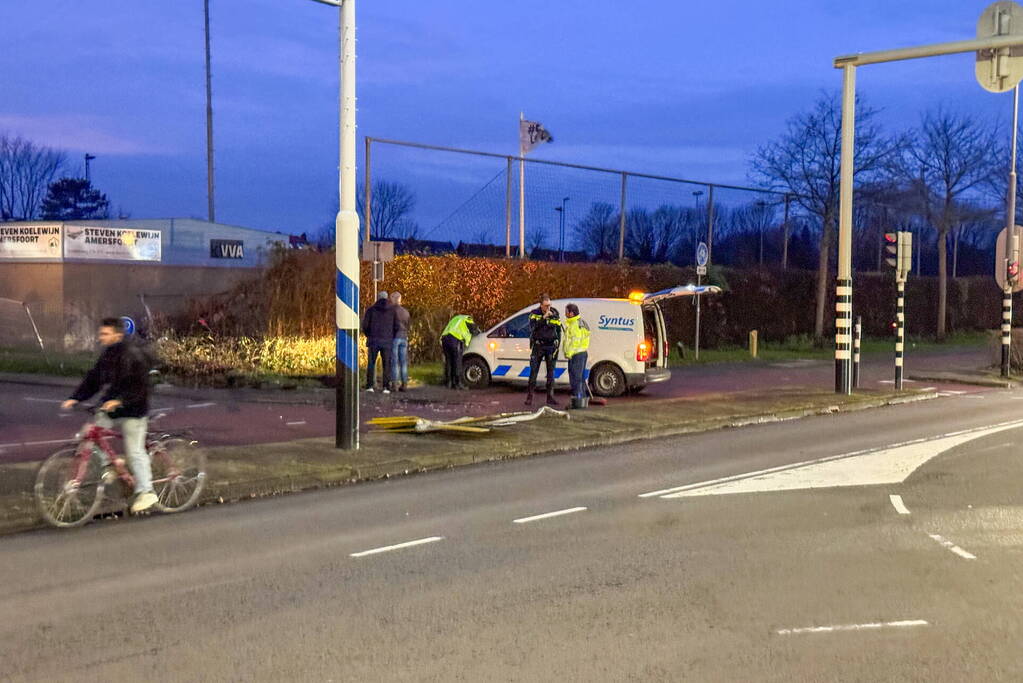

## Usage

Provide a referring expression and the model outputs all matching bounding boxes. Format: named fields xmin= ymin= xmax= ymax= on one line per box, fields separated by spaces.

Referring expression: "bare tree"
xmin=898 ymin=107 xmax=998 ymax=339
xmin=356 ymin=179 xmax=417 ymax=240
xmin=625 ymin=205 xmax=688 ymax=263
xmin=751 ymin=93 xmax=902 ymax=343
xmin=0 ymin=133 xmax=66 ymax=220
xmin=573 ymin=202 xmax=619 ymax=260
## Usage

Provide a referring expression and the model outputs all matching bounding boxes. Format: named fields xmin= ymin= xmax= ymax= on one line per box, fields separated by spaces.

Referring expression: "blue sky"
xmin=0 ymin=1 xmax=1011 ymax=242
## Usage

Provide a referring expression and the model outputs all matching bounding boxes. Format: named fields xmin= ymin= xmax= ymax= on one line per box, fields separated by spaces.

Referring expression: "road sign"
xmin=977 ymin=1 xmax=1023 ymax=93
xmin=994 ymin=226 xmax=1023 ymax=291
xmin=120 ymin=316 xmax=136 ymax=335
xmin=696 ymin=242 xmax=708 ymax=267
xmin=696 ymin=265 xmax=707 ymax=276
xmin=361 ymin=240 xmax=394 ymax=263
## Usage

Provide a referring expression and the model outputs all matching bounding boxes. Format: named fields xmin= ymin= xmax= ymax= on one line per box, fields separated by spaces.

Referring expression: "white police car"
xmin=461 ymin=285 xmax=721 ymax=397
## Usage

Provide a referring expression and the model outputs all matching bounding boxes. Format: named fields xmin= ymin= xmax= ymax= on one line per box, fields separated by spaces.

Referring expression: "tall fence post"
xmin=505 ymin=156 xmax=512 ymax=258
xmin=364 ymin=136 xmax=372 ymax=241
xmin=706 ymin=184 xmax=715 ymax=264
xmin=618 ymin=172 xmax=627 ymax=260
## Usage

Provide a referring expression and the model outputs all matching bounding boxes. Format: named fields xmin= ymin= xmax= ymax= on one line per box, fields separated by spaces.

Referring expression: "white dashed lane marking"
xmin=513 ymin=507 xmax=587 ymax=524
xmin=349 ymin=536 xmax=444 ymax=558
xmin=777 ymin=619 xmax=928 ymax=635
xmin=928 ymin=533 xmax=976 ymax=560
xmin=889 ymin=494 xmax=910 ymax=515
xmin=187 ymin=402 xmax=217 ymax=409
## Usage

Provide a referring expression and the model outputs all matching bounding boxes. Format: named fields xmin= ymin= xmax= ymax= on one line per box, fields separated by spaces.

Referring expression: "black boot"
xmin=524 ymin=390 xmax=533 ymax=406
xmin=546 ymin=390 xmax=559 ymax=407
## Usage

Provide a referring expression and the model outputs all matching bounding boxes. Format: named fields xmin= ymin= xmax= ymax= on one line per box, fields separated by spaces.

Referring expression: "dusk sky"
xmin=1 ymin=1 xmax=1012 ymax=244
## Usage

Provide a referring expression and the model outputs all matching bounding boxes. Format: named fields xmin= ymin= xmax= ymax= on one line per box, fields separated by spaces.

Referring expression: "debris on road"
xmin=369 ymin=406 xmax=569 ymax=434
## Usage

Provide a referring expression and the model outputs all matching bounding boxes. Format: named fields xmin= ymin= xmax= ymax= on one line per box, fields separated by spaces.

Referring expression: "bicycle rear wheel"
xmin=35 ymin=447 xmax=106 ymax=528
xmin=150 ymin=438 xmax=206 ymax=513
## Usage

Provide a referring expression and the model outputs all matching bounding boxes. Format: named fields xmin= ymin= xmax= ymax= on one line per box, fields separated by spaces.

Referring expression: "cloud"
xmin=0 ymin=115 xmax=170 ymax=156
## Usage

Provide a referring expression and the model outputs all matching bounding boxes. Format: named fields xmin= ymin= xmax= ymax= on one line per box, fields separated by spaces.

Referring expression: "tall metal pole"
xmin=204 ymin=0 xmax=216 ymax=223
xmin=835 ymin=64 xmax=856 ymax=394
xmin=505 ymin=157 xmax=512 ymax=258
xmin=335 ymin=0 xmax=359 ymax=450
xmin=706 ymin=185 xmax=715 ymax=264
xmin=518 ymin=112 xmax=526 ymax=259
xmin=782 ymin=194 xmax=790 ymax=269
xmin=1003 ymin=84 xmax=1019 ymax=377
xmin=618 ymin=172 xmax=627 ymax=260
xmin=364 ymin=136 xmax=372 ymax=241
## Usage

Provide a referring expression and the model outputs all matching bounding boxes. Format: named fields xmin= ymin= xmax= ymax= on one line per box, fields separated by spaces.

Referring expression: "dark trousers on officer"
xmin=568 ymin=351 xmax=588 ymax=400
xmin=527 ymin=343 xmax=557 ymax=396
xmin=441 ymin=334 xmax=464 ymax=388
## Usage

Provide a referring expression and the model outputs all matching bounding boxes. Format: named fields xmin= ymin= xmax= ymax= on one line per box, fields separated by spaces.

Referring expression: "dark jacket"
xmin=70 ymin=340 xmax=150 ymax=418
xmin=528 ymin=305 xmax=561 ymax=347
xmin=393 ymin=304 xmax=411 ymax=340
xmin=362 ymin=298 xmax=396 ymax=344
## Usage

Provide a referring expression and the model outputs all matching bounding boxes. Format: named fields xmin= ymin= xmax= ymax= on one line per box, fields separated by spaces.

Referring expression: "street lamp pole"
xmin=329 ymin=0 xmax=360 ymax=450
xmin=692 ymin=190 xmax=704 ymax=257
xmin=84 ymin=154 xmax=96 ymax=183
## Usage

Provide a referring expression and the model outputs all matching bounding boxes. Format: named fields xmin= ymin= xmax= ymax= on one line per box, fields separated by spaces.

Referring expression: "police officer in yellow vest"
xmin=563 ymin=303 xmax=592 ymax=408
xmin=440 ymin=313 xmax=478 ymax=390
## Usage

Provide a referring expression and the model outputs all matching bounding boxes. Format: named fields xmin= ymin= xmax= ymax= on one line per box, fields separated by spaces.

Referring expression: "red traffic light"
xmin=1010 ymin=261 xmax=1020 ymax=278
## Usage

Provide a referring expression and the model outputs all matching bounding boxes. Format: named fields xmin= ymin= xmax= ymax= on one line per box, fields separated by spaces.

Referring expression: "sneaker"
xmin=382 ymin=388 xmax=391 ymax=394
xmin=365 ymin=386 xmax=375 ymax=393
xmin=399 ymin=384 xmax=407 ymax=392
xmin=131 ymin=491 xmax=158 ymax=514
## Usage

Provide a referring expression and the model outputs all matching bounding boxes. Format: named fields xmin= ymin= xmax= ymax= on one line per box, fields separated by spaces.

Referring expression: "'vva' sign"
xmin=210 ymin=239 xmax=244 ymax=259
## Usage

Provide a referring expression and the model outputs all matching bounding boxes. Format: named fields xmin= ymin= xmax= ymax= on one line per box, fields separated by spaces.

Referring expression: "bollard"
xmin=749 ymin=330 xmax=758 ymax=358
xmin=851 ymin=316 xmax=859 ymax=388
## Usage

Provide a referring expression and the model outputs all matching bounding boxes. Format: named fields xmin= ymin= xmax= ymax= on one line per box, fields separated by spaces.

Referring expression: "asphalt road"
xmin=2 ymin=383 xmax=1022 ymax=680
xmin=0 ymin=347 xmax=990 ymax=463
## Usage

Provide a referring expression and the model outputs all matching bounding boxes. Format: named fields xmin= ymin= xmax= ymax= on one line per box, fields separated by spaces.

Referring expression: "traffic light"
xmin=883 ymin=231 xmax=912 ymax=281
xmin=884 ymin=233 xmax=899 ymax=270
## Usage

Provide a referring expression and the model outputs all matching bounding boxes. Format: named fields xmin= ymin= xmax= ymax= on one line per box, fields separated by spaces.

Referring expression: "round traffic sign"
xmin=696 ymin=242 xmax=709 ymax=267
xmin=120 ymin=316 xmax=136 ymax=335
xmin=976 ymin=1 xmax=1023 ymax=93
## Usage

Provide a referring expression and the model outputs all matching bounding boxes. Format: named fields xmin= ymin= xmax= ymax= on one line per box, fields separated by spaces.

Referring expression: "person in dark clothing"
xmin=362 ymin=291 xmax=395 ymax=393
xmin=525 ymin=293 xmax=561 ymax=407
xmin=390 ymin=291 xmax=411 ymax=391
xmin=61 ymin=317 xmax=157 ymax=514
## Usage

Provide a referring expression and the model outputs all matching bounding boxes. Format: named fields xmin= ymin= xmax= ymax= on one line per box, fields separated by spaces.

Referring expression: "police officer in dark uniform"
xmin=525 ymin=293 xmax=561 ymax=407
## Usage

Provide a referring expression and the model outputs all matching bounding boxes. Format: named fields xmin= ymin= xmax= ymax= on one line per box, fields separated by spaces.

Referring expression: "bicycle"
xmin=34 ymin=406 xmax=207 ymax=528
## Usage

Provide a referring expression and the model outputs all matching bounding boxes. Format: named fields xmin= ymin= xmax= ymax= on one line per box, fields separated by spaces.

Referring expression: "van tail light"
xmin=663 ymin=340 xmax=669 ymax=361
xmin=636 ymin=341 xmax=651 ymax=362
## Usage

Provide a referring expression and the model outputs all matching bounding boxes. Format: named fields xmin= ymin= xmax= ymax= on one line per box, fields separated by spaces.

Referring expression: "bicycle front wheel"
xmin=35 ymin=447 xmax=106 ymax=528
xmin=150 ymin=438 xmax=207 ymax=513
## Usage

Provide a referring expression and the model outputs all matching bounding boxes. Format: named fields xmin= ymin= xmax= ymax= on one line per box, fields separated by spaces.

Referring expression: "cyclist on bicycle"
xmin=61 ymin=317 xmax=157 ymax=513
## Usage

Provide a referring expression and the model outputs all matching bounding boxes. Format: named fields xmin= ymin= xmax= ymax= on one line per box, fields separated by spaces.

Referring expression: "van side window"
xmin=488 ymin=312 xmax=531 ymax=338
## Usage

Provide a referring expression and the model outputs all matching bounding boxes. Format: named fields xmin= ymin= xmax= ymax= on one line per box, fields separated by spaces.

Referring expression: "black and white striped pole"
xmin=852 ymin=316 xmax=862 ymax=389
xmin=1002 ymin=83 xmax=1020 ymax=378
xmin=895 ymin=279 xmax=905 ymax=391
xmin=335 ymin=0 xmax=360 ymax=450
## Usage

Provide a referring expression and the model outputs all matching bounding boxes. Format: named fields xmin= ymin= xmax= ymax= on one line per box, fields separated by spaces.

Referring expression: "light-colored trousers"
xmin=95 ymin=413 xmax=152 ymax=495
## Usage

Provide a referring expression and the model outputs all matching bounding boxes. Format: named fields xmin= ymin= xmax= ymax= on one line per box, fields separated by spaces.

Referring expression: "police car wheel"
xmin=590 ymin=363 xmax=626 ymax=398
xmin=462 ymin=356 xmax=491 ymax=389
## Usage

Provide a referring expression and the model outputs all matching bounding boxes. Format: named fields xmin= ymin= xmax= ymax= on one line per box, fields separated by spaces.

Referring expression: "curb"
xmin=907 ymin=372 xmax=1017 ymax=389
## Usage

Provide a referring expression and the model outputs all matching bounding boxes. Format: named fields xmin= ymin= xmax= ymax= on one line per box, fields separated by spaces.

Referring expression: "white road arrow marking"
xmin=659 ymin=419 xmax=1023 ymax=498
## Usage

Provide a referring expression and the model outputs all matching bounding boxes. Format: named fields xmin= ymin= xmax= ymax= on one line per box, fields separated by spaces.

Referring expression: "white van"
xmin=461 ymin=285 xmax=721 ymax=397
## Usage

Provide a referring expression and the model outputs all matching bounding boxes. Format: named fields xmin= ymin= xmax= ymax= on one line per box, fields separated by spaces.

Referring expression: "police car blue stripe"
xmin=517 ymin=367 xmax=532 ymax=378
xmin=493 ymin=365 xmax=511 ymax=377
xmin=553 ymin=368 xmax=566 ymax=379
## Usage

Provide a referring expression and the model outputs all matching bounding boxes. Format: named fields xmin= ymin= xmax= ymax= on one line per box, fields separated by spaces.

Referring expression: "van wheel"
xmin=462 ymin=356 xmax=491 ymax=389
xmin=589 ymin=363 xmax=626 ymax=397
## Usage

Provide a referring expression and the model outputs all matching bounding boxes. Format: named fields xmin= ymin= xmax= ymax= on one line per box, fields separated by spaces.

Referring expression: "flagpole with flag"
xmin=517 ymin=114 xmax=553 ymax=259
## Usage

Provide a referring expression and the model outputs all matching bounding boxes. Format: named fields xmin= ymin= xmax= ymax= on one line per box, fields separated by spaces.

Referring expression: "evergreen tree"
xmin=40 ymin=177 xmax=110 ymax=220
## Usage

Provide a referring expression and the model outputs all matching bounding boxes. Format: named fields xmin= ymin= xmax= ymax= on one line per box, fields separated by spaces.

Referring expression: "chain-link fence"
xmin=365 ymin=137 xmax=799 ymax=268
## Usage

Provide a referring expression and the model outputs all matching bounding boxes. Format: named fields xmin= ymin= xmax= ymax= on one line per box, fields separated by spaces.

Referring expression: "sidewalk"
xmin=0 ymin=385 xmax=934 ymax=536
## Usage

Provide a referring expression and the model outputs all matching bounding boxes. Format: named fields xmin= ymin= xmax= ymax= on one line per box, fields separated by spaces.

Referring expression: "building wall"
xmin=0 ymin=263 xmax=64 ymax=349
